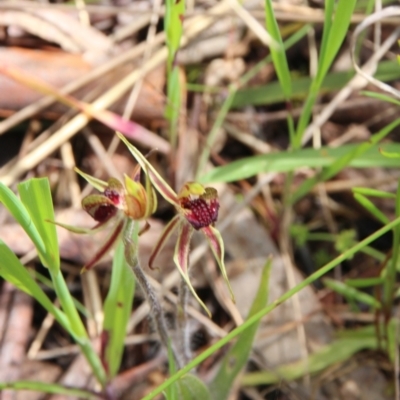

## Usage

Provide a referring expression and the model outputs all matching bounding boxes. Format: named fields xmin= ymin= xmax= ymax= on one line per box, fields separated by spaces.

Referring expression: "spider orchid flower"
xmin=53 ymin=166 xmax=156 ymax=273
xmin=117 ymin=132 xmax=235 ymax=317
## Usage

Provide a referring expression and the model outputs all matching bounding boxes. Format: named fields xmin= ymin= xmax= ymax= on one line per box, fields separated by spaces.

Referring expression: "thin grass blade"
xmin=208 ymin=259 xmax=271 ymax=400
xmin=353 ymin=193 xmax=390 ymax=225
xmin=102 ymin=239 xmax=135 ymax=378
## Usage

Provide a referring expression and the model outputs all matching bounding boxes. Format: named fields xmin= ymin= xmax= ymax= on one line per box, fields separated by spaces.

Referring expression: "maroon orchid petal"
xmin=81 ymin=219 xmax=125 ymax=273
xmin=104 ymin=178 xmax=125 ymax=206
xmin=179 ymin=187 xmax=219 ymax=230
xmin=201 ymin=225 xmax=235 ymax=302
xmin=149 ymin=214 xmax=180 ymax=270
xmin=82 ymin=194 xmax=119 ymax=224
xmin=174 ymin=222 xmax=211 ymax=317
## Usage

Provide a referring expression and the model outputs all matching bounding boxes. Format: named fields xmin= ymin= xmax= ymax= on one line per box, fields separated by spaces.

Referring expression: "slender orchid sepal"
xmin=117 ymin=132 xmax=179 ymax=206
xmin=48 ymin=219 xmax=109 ymax=235
xmin=202 ymin=225 xmax=235 ymax=302
xmin=149 ymin=214 xmax=180 ymax=270
xmin=81 ymin=219 xmax=125 ymax=273
xmin=74 ymin=168 xmax=108 ymax=192
xmin=174 ymin=223 xmax=212 ymax=318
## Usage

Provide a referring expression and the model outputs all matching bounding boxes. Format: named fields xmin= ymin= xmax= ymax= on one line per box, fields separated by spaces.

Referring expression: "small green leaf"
xmin=18 ymin=178 xmax=60 ymax=271
xmin=290 ymin=224 xmax=309 ymax=247
xmin=334 ymin=230 xmax=357 ymax=255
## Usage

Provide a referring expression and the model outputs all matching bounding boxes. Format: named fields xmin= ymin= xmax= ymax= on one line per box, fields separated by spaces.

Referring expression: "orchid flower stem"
xmin=122 ymin=220 xmax=180 ymax=367
xmin=177 ymin=278 xmax=192 ymax=366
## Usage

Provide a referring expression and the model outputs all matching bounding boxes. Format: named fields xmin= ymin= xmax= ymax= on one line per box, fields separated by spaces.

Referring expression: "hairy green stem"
xmin=122 ymin=220 xmax=180 ymax=365
xmin=177 ymin=278 xmax=192 ymax=366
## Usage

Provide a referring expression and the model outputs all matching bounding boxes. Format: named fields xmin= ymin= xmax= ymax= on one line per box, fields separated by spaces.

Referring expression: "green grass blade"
xmin=0 ymin=182 xmax=46 ymax=263
xmin=241 ymin=334 xmax=377 ymax=385
xmin=102 ymin=239 xmax=135 ymax=378
xmin=345 ymin=277 xmax=384 ymax=288
xmin=208 ymin=259 xmax=271 ymax=400
xmin=352 ymin=187 xmax=396 ymax=199
xmin=18 ymin=178 xmax=60 ymax=271
xmin=196 ymin=24 xmax=311 ymax=178
xmin=0 ymin=240 xmax=69 ymax=330
xmin=0 ymin=381 xmax=98 ymax=398
xmin=323 ymin=278 xmax=381 ymax=309
xmin=165 ymin=0 xmax=185 ymax=146
xmin=231 ymin=60 xmax=400 ymax=108
xmin=353 ymin=193 xmax=390 ymax=225
xmin=294 ymin=0 xmax=357 ymax=147
xmin=316 ymin=0 xmax=357 ymax=87
xmin=292 ymin=118 xmax=400 ymax=203
xmin=264 ymin=0 xmax=292 ymax=98
xmin=142 ymin=217 xmax=400 ymax=400
xmin=200 ymin=142 xmax=400 ymax=184
xmin=383 ymin=178 xmax=400 ymax=317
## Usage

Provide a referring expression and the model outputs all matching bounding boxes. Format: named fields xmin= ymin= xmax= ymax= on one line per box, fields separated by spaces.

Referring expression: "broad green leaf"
xmin=353 ymin=193 xmax=389 ymax=225
xmin=169 ymin=375 xmax=210 ymax=400
xmin=231 ymin=60 xmax=400 ymax=108
xmin=18 ymin=178 xmax=59 ymax=271
xmin=103 ymin=238 xmax=135 ymax=378
xmin=241 ymin=334 xmax=377 ymax=385
xmin=209 ymin=259 xmax=271 ymax=400
xmin=323 ymin=278 xmax=381 ymax=309
xmin=0 ymin=182 xmax=46 ymax=264
xmin=0 ymin=241 xmax=69 ymax=330
xmin=0 ymin=381 xmax=97 ymax=398
xmin=200 ymin=142 xmax=400 ymax=184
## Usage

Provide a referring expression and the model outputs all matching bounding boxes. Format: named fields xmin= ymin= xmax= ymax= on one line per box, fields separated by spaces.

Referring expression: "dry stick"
xmin=122 ymin=219 xmax=183 ymax=369
xmin=301 ymin=22 xmax=400 ymax=146
xmin=0 ymin=0 xmax=231 ymax=187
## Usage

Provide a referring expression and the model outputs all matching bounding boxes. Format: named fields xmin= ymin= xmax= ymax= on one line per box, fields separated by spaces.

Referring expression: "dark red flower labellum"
xmin=180 ymin=188 xmax=219 ymax=230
